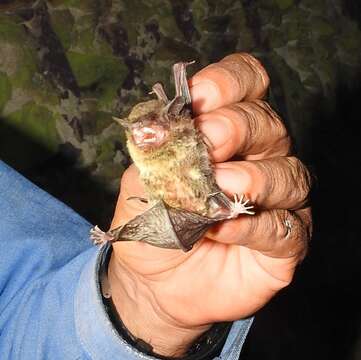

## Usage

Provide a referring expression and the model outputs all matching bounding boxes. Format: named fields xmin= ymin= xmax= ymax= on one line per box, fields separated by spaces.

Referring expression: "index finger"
xmin=190 ymin=53 xmax=270 ymax=115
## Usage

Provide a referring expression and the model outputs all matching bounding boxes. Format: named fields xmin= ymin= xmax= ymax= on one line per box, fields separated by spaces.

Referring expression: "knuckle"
xmin=275 ymin=210 xmax=291 ymax=239
xmin=220 ymin=53 xmax=270 ymax=99
xmin=287 ymin=157 xmax=312 ymax=207
xmin=225 ymin=53 xmax=270 ymax=88
xmin=257 ymin=101 xmax=288 ymax=139
xmin=232 ymin=100 xmax=291 ymax=156
xmin=292 ymin=212 xmax=310 ymax=260
xmin=252 ymin=157 xmax=312 ymax=209
xmin=297 ymin=207 xmax=313 ymax=240
xmin=242 ymin=103 xmax=263 ymax=147
xmin=256 ymin=101 xmax=291 ymax=156
xmin=229 ymin=102 xmax=261 ymax=152
xmin=253 ymin=160 xmax=277 ymax=202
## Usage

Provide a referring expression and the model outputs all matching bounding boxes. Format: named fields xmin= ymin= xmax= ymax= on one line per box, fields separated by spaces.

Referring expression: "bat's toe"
xmin=90 ymin=225 xmax=115 ymax=245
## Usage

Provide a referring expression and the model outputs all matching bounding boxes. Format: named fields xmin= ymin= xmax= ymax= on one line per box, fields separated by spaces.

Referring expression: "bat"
xmin=90 ymin=62 xmax=254 ymax=251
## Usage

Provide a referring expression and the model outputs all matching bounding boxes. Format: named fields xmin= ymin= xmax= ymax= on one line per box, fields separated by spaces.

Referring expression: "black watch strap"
xmin=98 ymin=245 xmax=232 ymax=360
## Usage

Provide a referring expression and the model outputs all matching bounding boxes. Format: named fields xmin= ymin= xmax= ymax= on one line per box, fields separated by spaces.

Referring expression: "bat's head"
xmin=115 ymin=97 xmax=189 ymax=151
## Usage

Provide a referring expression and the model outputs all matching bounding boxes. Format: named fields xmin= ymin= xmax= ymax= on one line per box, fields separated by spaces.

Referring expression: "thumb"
xmin=111 ymin=164 xmax=149 ymax=229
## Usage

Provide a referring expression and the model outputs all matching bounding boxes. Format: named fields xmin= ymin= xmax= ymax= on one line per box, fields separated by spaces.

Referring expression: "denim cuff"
xmin=74 ymin=244 xmax=253 ymax=360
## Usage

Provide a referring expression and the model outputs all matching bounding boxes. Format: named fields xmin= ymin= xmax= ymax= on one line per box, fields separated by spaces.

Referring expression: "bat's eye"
xmin=131 ymin=125 xmax=168 ymax=149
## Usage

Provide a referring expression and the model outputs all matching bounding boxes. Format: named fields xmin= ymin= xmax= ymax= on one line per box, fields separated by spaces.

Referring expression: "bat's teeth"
xmin=143 ymin=138 xmax=157 ymax=143
xmin=133 ymin=127 xmax=156 ymax=136
xmin=142 ymin=127 xmax=157 ymax=134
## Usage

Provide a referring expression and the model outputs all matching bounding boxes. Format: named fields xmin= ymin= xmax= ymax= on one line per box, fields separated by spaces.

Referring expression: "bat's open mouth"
xmin=131 ymin=125 xmax=168 ymax=149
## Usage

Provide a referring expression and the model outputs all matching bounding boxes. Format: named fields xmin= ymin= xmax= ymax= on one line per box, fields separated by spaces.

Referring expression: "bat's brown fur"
xmin=126 ymin=103 xmax=216 ymax=215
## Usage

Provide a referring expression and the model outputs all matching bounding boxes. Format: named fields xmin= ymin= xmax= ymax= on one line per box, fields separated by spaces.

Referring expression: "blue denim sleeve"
xmin=0 ymin=160 xmax=253 ymax=360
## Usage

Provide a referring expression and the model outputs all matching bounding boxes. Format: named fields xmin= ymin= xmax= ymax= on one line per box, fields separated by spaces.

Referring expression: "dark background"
xmin=1 ymin=1 xmax=361 ymax=359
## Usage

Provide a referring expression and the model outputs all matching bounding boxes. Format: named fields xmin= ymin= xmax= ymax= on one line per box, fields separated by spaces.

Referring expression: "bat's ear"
xmin=150 ymin=82 xmax=169 ymax=103
xmin=173 ymin=61 xmax=194 ymax=105
xmin=163 ymin=96 xmax=186 ymax=116
xmin=113 ymin=116 xmax=131 ymax=129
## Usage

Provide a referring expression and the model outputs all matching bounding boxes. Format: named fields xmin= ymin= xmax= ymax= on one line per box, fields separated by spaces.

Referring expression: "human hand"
xmin=108 ymin=54 xmax=312 ymax=357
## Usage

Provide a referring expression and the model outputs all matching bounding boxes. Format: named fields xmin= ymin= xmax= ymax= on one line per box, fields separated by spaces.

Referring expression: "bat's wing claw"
xmin=90 ymin=225 xmax=116 ymax=245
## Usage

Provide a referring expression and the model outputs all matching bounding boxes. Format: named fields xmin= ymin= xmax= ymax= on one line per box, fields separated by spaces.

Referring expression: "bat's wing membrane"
xmin=108 ymin=200 xmax=216 ymax=251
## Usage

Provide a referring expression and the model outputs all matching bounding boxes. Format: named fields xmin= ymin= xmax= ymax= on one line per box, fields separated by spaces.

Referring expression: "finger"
xmin=196 ymin=100 xmax=291 ymax=162
xmin=215 ymin=157 xmax=312 ymax=210
xmin=190 ymin=53 xmax=270 ymax=115
xmin=206 ymin=207 xmax=311 ymax=259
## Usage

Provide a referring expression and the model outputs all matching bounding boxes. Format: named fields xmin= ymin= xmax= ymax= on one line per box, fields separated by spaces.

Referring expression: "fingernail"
xmin=190 ymin=80 xmax=220 ymax=114
xmin=214 ymin=166 xmax=252 ymax=195
xmin=197 ymin=116 xmax=232 ymax=150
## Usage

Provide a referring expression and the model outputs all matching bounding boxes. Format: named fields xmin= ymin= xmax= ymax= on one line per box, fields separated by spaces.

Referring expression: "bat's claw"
xmin=90 ymin=225 xmax=115 ymax=245
xmin=229 ymin=194 xmax=255 ymax=217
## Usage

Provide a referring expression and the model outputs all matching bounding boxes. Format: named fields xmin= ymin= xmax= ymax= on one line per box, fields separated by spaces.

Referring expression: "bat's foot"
xmin=229 ymin=194 xmax=255 ymax=218
xmin=90 ymin=225 xmax=115 ymax=245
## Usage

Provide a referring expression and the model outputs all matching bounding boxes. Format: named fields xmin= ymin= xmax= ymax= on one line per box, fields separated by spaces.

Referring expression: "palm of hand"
xmin=110 ymin=165 xmax=294 ymax=327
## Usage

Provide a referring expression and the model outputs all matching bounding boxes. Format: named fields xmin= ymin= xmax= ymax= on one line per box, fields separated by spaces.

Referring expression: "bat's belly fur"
xmin=127 ymin=125 xmax=216 ymax=216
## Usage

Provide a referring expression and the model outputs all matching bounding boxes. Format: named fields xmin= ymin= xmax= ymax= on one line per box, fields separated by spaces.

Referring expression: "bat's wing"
xmin=92 ymin=200 xmax=217 ymax=252
xmin=166 ymin=204 xmax=216 ymax=250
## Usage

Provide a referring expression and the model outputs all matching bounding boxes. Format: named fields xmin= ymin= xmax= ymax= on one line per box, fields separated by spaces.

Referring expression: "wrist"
xmin=108 ymin=252 xmax=210 ymax=357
